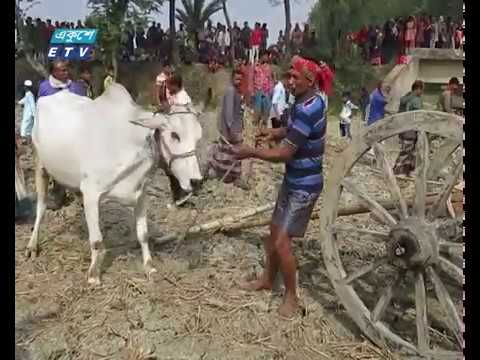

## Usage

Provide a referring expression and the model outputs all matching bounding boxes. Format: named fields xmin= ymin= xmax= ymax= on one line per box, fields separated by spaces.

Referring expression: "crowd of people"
xmin=16 ymin=17 xmax=87 ymax=63
xmin=15 ymin=16 xmax=321 ymax=67
xmin=16 ymin=12 xmax=464 ymax=72
xmin=347 ymin=14 xmax=464 ymax=65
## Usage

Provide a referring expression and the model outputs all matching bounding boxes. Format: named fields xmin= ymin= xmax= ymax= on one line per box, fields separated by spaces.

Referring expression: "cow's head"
xmin=132 ymin=109 xmax=203 ymax=192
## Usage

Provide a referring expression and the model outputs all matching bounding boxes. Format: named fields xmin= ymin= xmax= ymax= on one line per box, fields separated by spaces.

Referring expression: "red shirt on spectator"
xmin=357 ymin=27 xmax=368 ymax=44
xmin=250 ymin=28 xmax=263 ymax=47
xmin=254 ymin=63 xmax=273 ymax=94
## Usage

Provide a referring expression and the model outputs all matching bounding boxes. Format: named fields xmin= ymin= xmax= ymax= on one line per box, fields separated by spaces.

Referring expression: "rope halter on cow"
xmin=151 ymin=109 xmax=199 ymax=174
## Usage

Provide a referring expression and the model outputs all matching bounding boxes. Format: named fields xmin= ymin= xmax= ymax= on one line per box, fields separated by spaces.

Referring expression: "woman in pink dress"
xmin=404 ymin=16 xmax=417 ymax=54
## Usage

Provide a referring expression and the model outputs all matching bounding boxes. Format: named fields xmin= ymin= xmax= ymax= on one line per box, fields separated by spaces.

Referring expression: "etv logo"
xmin=48 ymin=29 xmax=98 ymax=61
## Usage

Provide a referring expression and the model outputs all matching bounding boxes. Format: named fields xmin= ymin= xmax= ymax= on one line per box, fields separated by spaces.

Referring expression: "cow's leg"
xmin=134 ymin=191 xmax=157 ymax=279
xmin=81 ymin=190 xmax=105 ymax=285
xmin=26 ymin=164 xmax=49 ymax=258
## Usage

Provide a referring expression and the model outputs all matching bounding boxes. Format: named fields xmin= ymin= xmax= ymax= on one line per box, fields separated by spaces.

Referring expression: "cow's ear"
xmin=130 ymin=112 xmax=169 ymax=130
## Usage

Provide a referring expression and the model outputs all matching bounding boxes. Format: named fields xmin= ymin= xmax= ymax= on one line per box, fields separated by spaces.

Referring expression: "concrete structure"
xmin=384 ymin=48 xmax=464 ymax=114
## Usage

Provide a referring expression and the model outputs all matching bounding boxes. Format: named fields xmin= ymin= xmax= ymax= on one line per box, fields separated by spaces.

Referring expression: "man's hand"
xmin=255 ymin=128 xmax=275 ymax=143
xmin=232 ymin=144 xmax=256 ymax=160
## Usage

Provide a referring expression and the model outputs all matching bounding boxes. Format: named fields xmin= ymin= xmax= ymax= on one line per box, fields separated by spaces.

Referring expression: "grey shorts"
xmin=271 ymin=182 xmax=320 ymax=238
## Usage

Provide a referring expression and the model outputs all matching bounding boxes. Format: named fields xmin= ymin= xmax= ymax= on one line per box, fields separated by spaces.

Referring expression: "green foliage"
xmin=175 ymin=0 xmax=223 ymax=37
xmin=86 ymin=0 xmax=163 ymax=65
xmin=329 ymin=58 xmax=391 ymax=115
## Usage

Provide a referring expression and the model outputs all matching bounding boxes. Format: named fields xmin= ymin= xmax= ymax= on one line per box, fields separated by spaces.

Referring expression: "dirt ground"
xmin=15 ymin=102 xmax=461 ymax=360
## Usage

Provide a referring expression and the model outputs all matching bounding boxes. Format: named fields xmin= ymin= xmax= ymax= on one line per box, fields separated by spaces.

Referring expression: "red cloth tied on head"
xmin=291 ymin=56 xmax=335 ymax=96
xmin=318 ymin=62 xmax=334 ymax=96
xmin=291 ymin=55 xmax=320 ymax=82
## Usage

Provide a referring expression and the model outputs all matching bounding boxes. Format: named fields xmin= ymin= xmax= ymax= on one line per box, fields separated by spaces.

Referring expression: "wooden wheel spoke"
xmin=437 ymin=256 xmax=463 ymax=285
xmin=331 ymin=225 xmax=389 ymax=239
xmin=373 ymin=143 xmax=409 ymax=219
xmin=343 ymin=257 xmax=389 ymax=285
xmin=424 ymin=350 xmax=464 ymax=360
xmin=341 ymin=179 xmax=397 ymax=227
xmin=439 ymin=241 xmax=463 ymax=259
xmin=415 ymin=271 xmax=430 ymax=353
xmin=414 ymin=131 xmax=429 ymax=219
xmin=427 ymin=140 xmax=460 ymax=180
xmin=426 ymin=267 xmax=463 ymax=347
xmin=371 ymin=271 xmax=403 ymax=323
xmin=429 ymin=161 xmax=463 ymax=219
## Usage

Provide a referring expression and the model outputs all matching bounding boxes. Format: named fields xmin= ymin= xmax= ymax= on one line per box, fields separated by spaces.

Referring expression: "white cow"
xmin=27 ymin=83 xmax=203 ymax=284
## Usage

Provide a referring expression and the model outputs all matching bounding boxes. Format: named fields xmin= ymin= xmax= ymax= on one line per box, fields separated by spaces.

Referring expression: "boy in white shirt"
xmin=339 ymin=91 xmax=359 ymax=141
xmin=269 ymin=72 xmax=289 ymax=128
xmin=163 ymin=73 xmax=192 ymax=113
xmin=164 ymin=73 xmax=194 ymax=207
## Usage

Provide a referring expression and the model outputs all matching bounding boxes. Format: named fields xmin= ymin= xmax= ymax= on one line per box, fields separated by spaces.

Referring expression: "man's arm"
xmin=225 ymin=88 xmax=243 ymax=144
xmin=272 ymin=127 xmax=287 ymax=140
xmin=251 ymin=143 xmax=296 ymax=163
xmin=442 ymin=91 xmax=453 ymax=113
xmin=350 ymin=101 xmax=360 ymax=110
xmin=256 ymin=127 xmax=287 ymax=143
xmin=253 ymin=111 xmax=313 ymax=162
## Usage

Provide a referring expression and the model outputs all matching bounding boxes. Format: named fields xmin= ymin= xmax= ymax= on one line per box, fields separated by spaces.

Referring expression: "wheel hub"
xmin=388 ymin=218 xmax=439 ymax=269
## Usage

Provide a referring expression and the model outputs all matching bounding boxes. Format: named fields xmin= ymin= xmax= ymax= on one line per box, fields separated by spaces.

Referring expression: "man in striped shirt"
xmin=233 ymin=56 xmax=326 ymax=318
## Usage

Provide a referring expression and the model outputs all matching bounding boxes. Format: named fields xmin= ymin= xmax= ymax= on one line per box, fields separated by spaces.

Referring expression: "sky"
xmin=25 ymin=0 xmax=316 ymax=46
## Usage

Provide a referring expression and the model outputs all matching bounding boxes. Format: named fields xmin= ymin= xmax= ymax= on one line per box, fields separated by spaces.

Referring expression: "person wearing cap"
xmin=18 ymin=80 xmax=36 ymax=144
xmin=232 ymin=56 xmax=326 ymax=319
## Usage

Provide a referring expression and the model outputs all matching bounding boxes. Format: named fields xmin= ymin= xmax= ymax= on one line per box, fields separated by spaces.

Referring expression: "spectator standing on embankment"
xmin=392 ymin=80 xmax=424 ymax=176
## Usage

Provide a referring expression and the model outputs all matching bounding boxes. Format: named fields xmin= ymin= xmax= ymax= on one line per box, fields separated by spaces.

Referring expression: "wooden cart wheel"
xmin=319 ymin=110 xmax=463 ymax=359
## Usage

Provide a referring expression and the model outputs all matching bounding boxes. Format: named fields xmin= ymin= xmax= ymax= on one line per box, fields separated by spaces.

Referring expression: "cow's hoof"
xmin=24 ymin=247 xmax=38 ymax=259
xmin=145 ymin=266 xmax=157 ymax=281
xmin=87 ymin=268 xmax=102 ymax=286
xmin=87 ymin=277 xmax=102 ymax=286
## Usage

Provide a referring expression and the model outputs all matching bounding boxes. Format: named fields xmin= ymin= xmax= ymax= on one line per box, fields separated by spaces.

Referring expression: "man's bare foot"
xmin=239 ymin=277 xmax=273 ymax=291
xmin=277 ymin=297 xmax=300 ymax=319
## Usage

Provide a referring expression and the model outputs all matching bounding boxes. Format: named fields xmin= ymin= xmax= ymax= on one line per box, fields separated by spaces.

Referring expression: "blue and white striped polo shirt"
xmin=282 ymin=92 xmax=326 ymax=193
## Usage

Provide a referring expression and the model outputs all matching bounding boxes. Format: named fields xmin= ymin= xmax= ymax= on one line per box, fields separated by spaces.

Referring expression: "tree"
xmin=87 ymin=0 xmax=163 ymax=78
xmin=175 ymin=0 xmax=223 ymax=49
xmin=269 ymin=0 xmax=292 ymax=55
xmin=169 ymin=0 xmax=180 ymax=64
xmin=221 ymin=0 xmax=234 ymax=66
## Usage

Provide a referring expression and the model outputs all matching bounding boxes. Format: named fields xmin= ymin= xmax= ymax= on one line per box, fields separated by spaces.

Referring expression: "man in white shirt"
xmin=269 ymin=72 xmax=289 ymax=128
